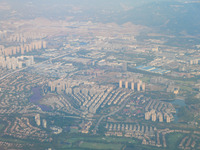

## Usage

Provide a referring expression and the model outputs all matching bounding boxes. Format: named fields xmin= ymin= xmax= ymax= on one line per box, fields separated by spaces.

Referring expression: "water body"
xmin=30 ymin=87 xmax=43 ymax=104
xmin=30 ymin=87 xmax=52 ymax=111
xmin=166 ymin=99 xmax=186 ymax=123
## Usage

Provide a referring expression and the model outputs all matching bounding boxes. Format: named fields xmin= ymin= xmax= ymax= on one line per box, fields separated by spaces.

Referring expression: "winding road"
xmin=93 ymin=95 xmax=133 ymax=133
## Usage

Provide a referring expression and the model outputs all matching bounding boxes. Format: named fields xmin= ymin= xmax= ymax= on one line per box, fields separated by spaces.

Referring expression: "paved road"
xmin=0 ymin=53 xmax=69 ymax=82
xmin=93 ymin=95 xmax=133 ymax=133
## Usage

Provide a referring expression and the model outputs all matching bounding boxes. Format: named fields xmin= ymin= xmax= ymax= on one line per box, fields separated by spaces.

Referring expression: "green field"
xmin=80 ymin=141 xmax=123 ymax=150
xmin=66 ymin=136 xmax=136 ymax=144
xmin=103 ymin=137 xmax=136 ymax=143
xmin=54 ymin=135 xmax=137 ymax=149
xmin=166 ymin=133 xmax=184 ymax=150
xmin=0 ymin=123 xmax=5 ymax=131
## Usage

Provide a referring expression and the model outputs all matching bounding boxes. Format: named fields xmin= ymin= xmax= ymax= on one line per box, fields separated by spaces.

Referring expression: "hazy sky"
xmin=0 ymin=0 xmax=200 ymax=35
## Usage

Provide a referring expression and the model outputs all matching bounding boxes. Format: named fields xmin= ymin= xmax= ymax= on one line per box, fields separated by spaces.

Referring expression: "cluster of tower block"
xmin=119 ymin=80 xmax=145 ymax=91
